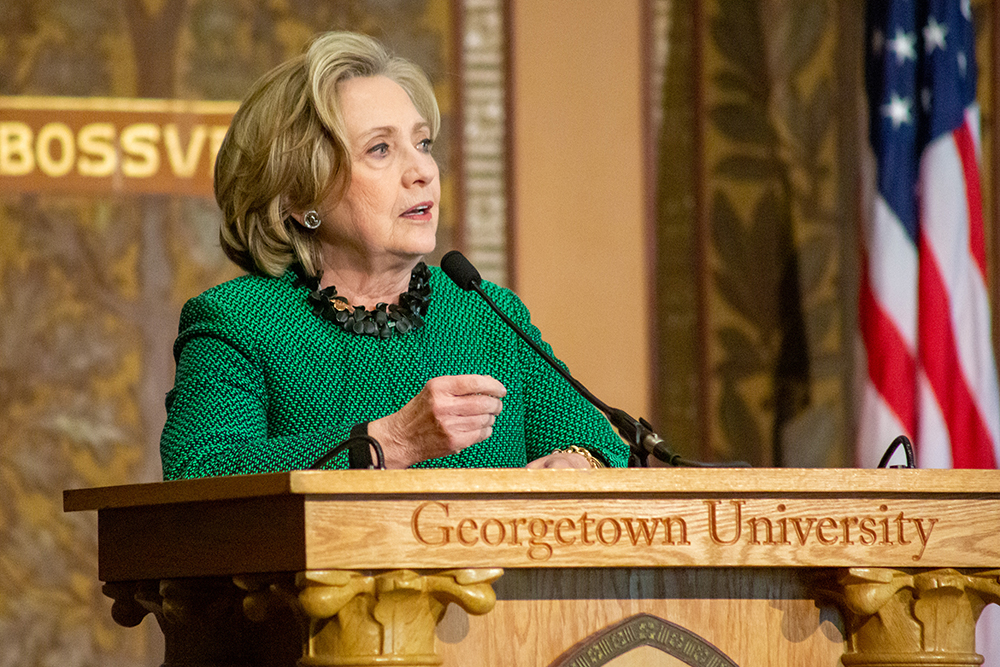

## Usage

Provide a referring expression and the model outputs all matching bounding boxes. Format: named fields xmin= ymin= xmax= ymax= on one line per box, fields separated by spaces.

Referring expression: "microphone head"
xmin=441 ymin=250 xmax=482 ymax=291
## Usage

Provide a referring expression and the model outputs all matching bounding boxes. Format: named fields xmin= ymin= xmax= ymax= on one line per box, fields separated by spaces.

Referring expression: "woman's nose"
xmin=403 ymin=149 xmax=437 ymax=187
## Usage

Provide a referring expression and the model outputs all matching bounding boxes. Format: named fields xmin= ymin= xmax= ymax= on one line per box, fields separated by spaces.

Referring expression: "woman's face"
xmin=318 ymin=75 xmax=440 ymax=269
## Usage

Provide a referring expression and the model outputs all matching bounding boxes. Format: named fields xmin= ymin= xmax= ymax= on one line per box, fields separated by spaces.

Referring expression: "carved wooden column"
xmin=105 ymin=569 xmax=502 ymax=667
xmin=293 ymin=568 xmax=502 ymax=666
xmin=824 ymin=567 xmax=1000 ymax=666
xmin=104 ymin=577 xmax=301 ymax=666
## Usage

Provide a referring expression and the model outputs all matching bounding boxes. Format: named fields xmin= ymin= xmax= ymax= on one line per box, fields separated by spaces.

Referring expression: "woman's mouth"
xmin=401 ymin=202 xmax=434 ymax=220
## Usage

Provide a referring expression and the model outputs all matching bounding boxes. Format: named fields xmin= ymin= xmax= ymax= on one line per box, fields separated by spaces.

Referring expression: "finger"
xmin=547 ymin=455 xmax=586 ymax=469
xmin=543 ymin=458 xmax=579 ymax=469
xmin=443 ymin=413 xmax=497 ymax=434
xmin=445 ymin=393 xmax=503 ymax=417
xmin=526 ymin=454 xmax=580 ymax=469
xmin=525 ymin=457 xmax=547 ymax=469
xmin=438 ymin=374 xmax=507 ymax=398
xmin=526 ymin=453 xmax=591 ymax=469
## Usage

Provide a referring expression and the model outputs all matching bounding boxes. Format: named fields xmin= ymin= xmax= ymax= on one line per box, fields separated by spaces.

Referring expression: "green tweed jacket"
xmin=160 ymin=266 xmax=630 ymax=479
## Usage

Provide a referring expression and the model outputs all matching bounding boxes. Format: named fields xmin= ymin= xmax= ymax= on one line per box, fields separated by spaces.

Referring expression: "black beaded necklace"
xmin=303 ymin=262 xmax=431 ymax=339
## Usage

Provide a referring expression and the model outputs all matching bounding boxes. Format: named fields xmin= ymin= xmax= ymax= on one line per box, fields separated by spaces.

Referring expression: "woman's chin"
xmin=390 ymin=241 xmax=435 ymax=264
xmin=408 ymin=229 xmax=438 ymax=256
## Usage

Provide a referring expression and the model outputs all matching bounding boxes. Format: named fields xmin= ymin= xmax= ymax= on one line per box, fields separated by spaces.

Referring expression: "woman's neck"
xmin=317 ymin=259 xmax=420 ymax=309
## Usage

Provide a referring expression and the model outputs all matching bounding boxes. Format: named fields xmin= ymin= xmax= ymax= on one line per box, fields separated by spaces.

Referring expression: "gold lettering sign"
xmin=410 ymin=501 xmax=691 ymax=561
xmin=0 ymin=96 xmax=239 ymax=196
xmin=298 ymin=492 xmax=999 ymax=570
xmin=703 ymin=500 xmax=939 ymax=560
xmin=401 ymin=499 xmax=944 ymax=563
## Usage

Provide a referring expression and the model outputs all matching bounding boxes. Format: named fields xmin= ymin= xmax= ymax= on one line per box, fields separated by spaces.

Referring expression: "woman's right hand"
xmin=368 ymin=375 xmax=507 ymax=468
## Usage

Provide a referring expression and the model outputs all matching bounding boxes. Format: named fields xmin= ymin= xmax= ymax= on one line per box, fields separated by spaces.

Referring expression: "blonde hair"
xmin=214 ymin=32 xmax=441 ymax=277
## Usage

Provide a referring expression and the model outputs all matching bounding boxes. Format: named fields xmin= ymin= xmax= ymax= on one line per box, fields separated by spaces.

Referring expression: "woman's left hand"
xmin=526 ymin=452 xmax=592 ymax=469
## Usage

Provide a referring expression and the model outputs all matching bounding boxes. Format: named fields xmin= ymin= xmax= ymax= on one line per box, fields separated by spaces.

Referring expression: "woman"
xmin=160 ymin=31 xmax=630 ymax=479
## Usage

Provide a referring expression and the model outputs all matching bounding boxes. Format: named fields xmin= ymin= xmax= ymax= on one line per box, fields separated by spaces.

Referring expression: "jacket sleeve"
xmin=159 ymin=296 xmax=354 ymax=480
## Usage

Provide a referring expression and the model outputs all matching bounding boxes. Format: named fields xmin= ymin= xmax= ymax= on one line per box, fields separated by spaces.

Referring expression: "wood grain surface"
xmin=436 ymin=568 xmax=843 ymax=667
xmin=63 ymin=468 xmax=1000 ymax=510
xmin=65 ymin=469 xmax=1000 ymax=578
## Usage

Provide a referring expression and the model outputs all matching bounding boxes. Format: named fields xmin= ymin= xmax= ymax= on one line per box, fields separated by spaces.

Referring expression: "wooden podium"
xmin=64 ymin=468 xmax=1000 ymax=667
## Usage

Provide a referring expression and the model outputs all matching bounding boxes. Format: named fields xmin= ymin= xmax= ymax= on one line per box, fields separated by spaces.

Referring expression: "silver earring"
xmin=303 ymin=210 xmax=322 ymax=230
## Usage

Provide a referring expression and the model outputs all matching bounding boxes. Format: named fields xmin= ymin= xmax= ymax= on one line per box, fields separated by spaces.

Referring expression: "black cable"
xmin=309 ymin=435 xmax=385 ymax=470
xmin=876 ymin=434 xmax=916 ymax=468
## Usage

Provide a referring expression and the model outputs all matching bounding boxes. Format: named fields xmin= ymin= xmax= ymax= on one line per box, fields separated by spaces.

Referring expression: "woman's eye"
xmin=368 ymin=142 xmax=389 ymax=156
xmin=418 ymin=138 xmax=433 ymax=153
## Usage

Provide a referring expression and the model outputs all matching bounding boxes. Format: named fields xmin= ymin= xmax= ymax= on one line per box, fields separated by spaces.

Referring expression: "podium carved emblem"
xmin=549 ymin=613 xmax=741 ymax=667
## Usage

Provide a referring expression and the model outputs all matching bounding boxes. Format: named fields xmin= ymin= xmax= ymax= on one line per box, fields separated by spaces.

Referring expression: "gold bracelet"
xmin=552 ymin=445 xmax=606 ymax=469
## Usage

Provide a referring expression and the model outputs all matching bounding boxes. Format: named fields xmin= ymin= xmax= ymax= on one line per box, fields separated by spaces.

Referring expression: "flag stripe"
xmin=917 ymin=233 xmax=997 ymax=467
xmin=859 ymin=258 xmax=917 ymax=437
xmin=866 ymin=196 xmax=918 ymax=348
xmin=953 ymin=120 xmax=987 ymax=278
xmin=916 ymin=369 xmax=953 ymax=468
xmin=920 ymin=122 xmax=1000 ymax=461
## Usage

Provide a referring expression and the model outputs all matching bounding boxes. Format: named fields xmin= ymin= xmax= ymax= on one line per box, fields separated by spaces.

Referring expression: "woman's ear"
xmin=300 ymin=210 xmax=322 ymax=230
xmin=286 ymin=210 xmax=321 ymax=230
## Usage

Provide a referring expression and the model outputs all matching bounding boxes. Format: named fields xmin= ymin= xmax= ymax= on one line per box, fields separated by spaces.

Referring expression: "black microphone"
xmin=440 ymin=251 xmax=744 ymax=467
xmin=442 ymin=250 xmax=483 ymax=290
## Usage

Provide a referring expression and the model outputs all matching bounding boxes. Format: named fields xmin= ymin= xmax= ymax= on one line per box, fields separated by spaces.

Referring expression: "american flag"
xmin=860 ymin=4 xmax=1000 ymax=652
xmin=858 ymin=0 xmax=1000 ymax=471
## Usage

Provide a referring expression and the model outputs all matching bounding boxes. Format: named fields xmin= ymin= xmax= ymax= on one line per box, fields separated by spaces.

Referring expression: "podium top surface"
xmin=63 ymin=468 xmax=1000 ymax=575
xmin=64 ymin=467 xmax=1000 ymax=512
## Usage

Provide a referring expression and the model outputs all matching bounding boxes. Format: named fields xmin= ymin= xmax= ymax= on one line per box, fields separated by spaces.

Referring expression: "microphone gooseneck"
xmin=440 ymin=251 xmax=748 ymax=468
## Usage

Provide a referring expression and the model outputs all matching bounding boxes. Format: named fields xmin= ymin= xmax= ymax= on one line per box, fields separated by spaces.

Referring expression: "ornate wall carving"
xmin=0 ymin=1 xmax=508 ymax=664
